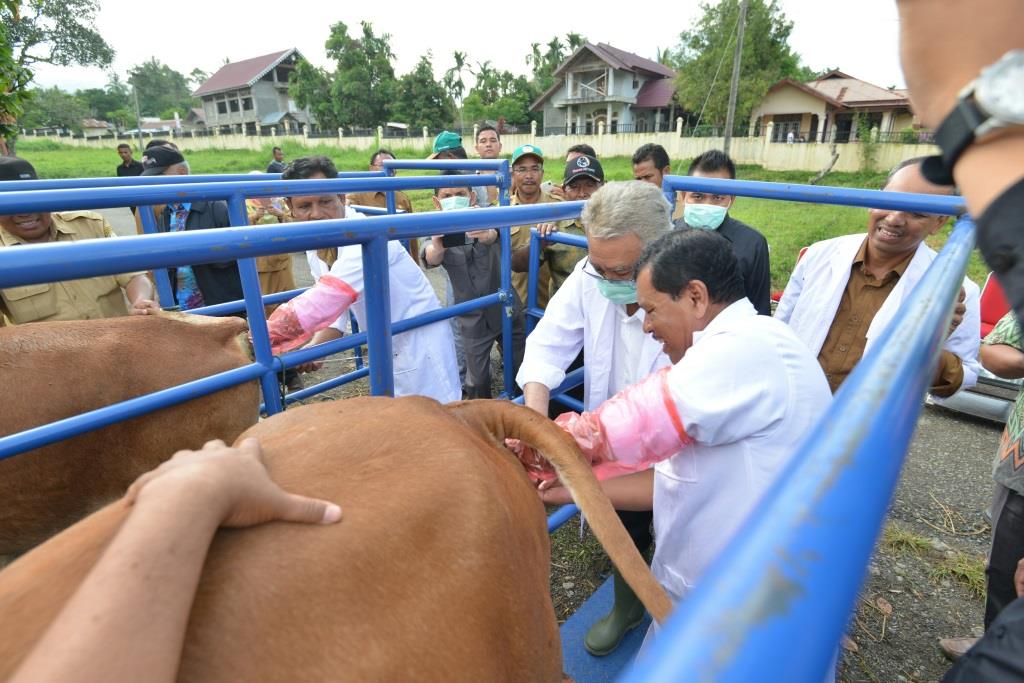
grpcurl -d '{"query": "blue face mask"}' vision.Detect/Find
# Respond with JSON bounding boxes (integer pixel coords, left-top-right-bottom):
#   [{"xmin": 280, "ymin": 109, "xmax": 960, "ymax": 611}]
[
  {"xmin": 684, "ymin": 203, "xmax": 728, "ymax": 230},
  {"xmin": 439, "ymin": 195, "xmax": 471, "ymax": 211},
  {"xmin": 596, "ymin": 278, "xmax": 638, "ymax": 305}
]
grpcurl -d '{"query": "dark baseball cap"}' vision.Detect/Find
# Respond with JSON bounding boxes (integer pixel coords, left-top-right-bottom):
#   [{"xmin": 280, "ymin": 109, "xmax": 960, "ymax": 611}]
[
  {"xmin": 0, "ymin": 156, "xmax": 38, "ymax": 181},
  {"xmin": 140, "ymin": 145, "xmax": 186, "ymax": 176},
  {"xmin": 563, "ymin": 154, "xmax": 604, "ymax": 186}
]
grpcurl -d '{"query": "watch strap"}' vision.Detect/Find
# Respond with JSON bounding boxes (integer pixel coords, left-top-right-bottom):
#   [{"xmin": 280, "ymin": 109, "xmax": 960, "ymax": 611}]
[{"xmin": 922, "ymin": 96, "xmax": 989, "ymax": 185}]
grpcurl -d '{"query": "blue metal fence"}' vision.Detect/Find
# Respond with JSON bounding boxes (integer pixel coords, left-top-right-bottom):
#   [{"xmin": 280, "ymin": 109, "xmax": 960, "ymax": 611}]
[
  {"xmin": 0, "ymin": 169, "xmax": 976, "ymax": 681},
  {"xmin": 0, "ymin": 167, "xmax": 582, "ymax": 460}
]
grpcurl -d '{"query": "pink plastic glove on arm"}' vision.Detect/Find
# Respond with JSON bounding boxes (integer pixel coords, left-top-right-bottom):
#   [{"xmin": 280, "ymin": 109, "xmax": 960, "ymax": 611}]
[
  {"xmin": 517, "ymin": 367, "xmax": 692, "ymax": 483},
  {"xmin": 265, "ymin": 275, "xmax": 358, "ymax": 354}
]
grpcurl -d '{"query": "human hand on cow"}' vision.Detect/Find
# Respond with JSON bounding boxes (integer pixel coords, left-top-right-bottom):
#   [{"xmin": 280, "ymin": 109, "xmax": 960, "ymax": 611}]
[
  {"xmin": 125, "ymin": 437, "xmax": 342, "ymax": 528},
  {"xmin": 130, "ymin": 299, "xmax": 160, "ymax": 315}
]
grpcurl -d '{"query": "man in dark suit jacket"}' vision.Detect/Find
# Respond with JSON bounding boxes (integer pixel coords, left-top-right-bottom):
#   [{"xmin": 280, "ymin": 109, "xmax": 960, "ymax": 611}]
[{"xmin": 141, "ymin": 146, "xmax": 243, "ymax": 309}]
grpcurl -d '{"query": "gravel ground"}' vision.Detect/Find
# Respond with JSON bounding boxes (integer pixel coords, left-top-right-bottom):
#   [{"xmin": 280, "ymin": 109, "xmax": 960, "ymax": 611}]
[{"xmin": 130, "ymin": 217, "xmax": 1002, "ymax": 681}]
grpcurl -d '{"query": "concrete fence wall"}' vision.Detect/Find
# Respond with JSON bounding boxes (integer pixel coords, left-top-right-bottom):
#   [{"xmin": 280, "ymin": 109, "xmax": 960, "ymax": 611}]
[{"xmin": 33, "ymin": 126, "xmax": 938, "ymax": 174}]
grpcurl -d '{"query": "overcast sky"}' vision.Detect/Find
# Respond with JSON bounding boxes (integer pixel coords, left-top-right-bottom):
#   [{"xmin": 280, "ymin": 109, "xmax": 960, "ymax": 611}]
[{"xmin": 30, "ymin": 0, "xmax": 905, "ymax": 93}]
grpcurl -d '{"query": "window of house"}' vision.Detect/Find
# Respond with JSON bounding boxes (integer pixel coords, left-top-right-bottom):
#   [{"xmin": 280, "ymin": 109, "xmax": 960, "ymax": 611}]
[
  {"xmin": 216, "ymin": 101, "xmax": 227, "ymax": 115},
  {"xmin": 632, "ymin": 78, "xmax": 639, "ymax": 89},
  {"xmin": 229, "ymin": 99, "xmax": 240, "ymax": 113},
  {"xmin": 242, "ymin": 97, "xmax": 253, "ymax": 111}
]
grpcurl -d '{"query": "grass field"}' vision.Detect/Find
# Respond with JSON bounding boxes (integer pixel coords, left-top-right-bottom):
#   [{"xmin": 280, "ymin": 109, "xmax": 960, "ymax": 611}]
[{"xmin": 13, "ymin": 138, "xmax": 989, "ymax": 288}]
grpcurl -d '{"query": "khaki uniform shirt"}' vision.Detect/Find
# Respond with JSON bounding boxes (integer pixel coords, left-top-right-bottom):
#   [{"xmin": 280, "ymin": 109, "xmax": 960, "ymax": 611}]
[
  {"xmin": 817, "ymin": 240, "xmax": 963, "ymax": 395},
  {"xmin": 346, "ymin": 191, "xmax": 413, "ymax": 214},
  {"xmin": 537, "ymin": 219, "xmax": 587, "ymax": 297},
  {"xmin": 0, "ymin": 211, "xmax": 144, "ymax": 326},
  {"xmin": 510, "ymin": 191, "xmax": 561, "ymax": 309}
]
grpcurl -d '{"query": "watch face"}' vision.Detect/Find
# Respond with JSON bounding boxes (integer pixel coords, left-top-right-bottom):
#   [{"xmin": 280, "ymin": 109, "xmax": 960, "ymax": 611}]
[{"xmin": 976, "ymin": 49, "xmax": 1024, "ymax": 124}]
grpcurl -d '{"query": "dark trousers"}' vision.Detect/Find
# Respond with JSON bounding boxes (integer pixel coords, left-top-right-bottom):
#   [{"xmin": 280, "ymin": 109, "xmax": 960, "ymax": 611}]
[
  {"xmin": 619, "ymin": 509, "xmax": 654, "ymax": 555},
  {"xmin": 986, "ymin": 488, "xmax": 1024, "ymax": 628}
]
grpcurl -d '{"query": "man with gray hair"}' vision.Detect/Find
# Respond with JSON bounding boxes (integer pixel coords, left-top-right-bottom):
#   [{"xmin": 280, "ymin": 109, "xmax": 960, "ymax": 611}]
[
  {"xmin": 146, "ymin": 146, "xmax": 242, "ymax": 309},
  {"xmin": 517, "ymin": 180, "xmax": 672, "ymax": 656}
]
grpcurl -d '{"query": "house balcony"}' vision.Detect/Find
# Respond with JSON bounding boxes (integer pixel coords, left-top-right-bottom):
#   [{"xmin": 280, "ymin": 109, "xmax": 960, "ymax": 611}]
[{"xmin": 556, "ymin": 94, "xmax": 636, "ymax": 107}]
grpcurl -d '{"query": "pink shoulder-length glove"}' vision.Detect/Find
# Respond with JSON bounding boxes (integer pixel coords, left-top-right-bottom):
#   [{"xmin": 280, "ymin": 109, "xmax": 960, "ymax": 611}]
[
  {"xmin": 519, "ymin": 367, "xmax": 692, "ymax": 483},
  {"xmin": 264, "ymin": 275, "xmax": 358, "ymax": 354}
]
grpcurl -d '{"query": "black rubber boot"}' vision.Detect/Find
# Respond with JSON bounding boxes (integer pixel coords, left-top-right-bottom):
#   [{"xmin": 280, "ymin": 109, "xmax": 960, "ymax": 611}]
[{"xmin": 584, "ymin": 568, "xmax": 646, "ymax": 656}]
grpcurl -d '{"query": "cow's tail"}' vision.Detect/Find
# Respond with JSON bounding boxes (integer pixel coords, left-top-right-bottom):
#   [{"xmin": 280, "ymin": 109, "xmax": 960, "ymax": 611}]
[{"xmin": 445, "ymin": 400, "xmax": 673, "ymax": 625}]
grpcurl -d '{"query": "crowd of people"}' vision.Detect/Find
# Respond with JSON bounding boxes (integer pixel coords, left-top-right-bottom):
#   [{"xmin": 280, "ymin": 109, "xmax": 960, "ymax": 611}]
[{"xmin": 2, "ymin": 4, "xmax": 1023, "ymax": 675}]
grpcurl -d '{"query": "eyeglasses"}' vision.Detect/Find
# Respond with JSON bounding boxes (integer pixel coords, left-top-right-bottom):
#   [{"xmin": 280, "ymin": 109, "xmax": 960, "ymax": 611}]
[
  {"xmin": 513, "ymin": 164, "xmax": 543, "ymax": 174},
  {"xmin": 581, "ymin": 257, "xmax": 636, "ymax": 283}
]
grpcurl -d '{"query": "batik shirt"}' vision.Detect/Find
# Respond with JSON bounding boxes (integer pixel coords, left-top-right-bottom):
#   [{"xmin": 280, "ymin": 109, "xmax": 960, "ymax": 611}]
[
  {"xmin": 169, "ymin": 203, "xmax": 205, "ymax": 310},
  {"xmin": 985, "ymin": 311, "xmax": 1024, "ymax": 495}
]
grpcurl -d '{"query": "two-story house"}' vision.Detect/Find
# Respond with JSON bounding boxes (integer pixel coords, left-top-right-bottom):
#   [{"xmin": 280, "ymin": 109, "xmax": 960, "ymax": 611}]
[
  {"xmin": 530, "ymin": 42, "xmax": 679, "ymax": 134},
  {"xmin": 193, "ymin": 48, "xmax": 314, "ymax": 135}
]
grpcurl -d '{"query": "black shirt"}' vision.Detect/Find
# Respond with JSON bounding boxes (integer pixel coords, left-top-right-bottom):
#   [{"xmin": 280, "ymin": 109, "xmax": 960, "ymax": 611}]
[
  {"xmin": 116, "ymin": 160, "xmax": 144, "ymax": 177},
  {"xmin": 266, "ymin": 160, "xmax": 286, "ymax": 173},
  {"xmin": 977, "ymin": 177, "xmax": 1024, "ymax": 325},
  {"xmin": 674, "ymin": 214, "xmax": 773, "ymax": 315}
]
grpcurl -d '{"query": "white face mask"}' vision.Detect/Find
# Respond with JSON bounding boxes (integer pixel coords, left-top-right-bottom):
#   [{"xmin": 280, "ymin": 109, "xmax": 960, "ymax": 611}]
[{"xmin": 439, "ymin": 195, "xmax": 471, "ymax": 211}]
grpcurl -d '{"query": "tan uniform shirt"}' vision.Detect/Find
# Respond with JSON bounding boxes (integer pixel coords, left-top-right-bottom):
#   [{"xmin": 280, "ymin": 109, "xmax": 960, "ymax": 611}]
[
  {"xmin": 346, "ymin": 191, "xmax": 413, "ymax": 214},
  {"xmin": 0, "ymin": 211, "xmax": 144, "ymax": 325},
  {"xmin": 537, "ymin": 219, "xmax": 587, "ymax": 298},
  {"xmin": 817, "ymin": 240, "xmax": 963, "ymax": 395},
  {"xmin": 510, "ymin": 191, "xmax": 561, "ymax": 309}
]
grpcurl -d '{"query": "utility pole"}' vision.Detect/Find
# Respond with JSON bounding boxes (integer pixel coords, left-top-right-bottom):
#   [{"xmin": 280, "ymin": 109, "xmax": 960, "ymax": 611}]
[
  {"xmin": 131, "ymin": 82, "xmax": 144, "ymax": 152},
  {"xmin": 723, "ymin": 0, "xmax": 749, "ymax": 155}
]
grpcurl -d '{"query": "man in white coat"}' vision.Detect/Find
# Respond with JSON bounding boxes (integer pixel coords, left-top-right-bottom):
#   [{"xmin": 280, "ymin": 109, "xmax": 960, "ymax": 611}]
[
  {"xmin": 517, "ymin": 180, "xmax": 673, "ymax": 656},
  {"xmin": 533, "ymin": 229, "xmax": 832, "ymax": 655},
  {"xmin": 776, "ymin": 158, "xmax": 980, "ymax": 397},
  {"xmin": 282, "ymin": 156, "xmax": 461, "ymax": 403}
]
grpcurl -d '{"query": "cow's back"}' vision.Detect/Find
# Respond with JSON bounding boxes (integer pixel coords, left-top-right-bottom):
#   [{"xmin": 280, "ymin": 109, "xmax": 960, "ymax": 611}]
[
  {"xmin": 0, "ymin": 397, "xmax": 562, "ymax": 682},
  {"xmin": 0, "ymin": 313, "xmax": 260, "ymax": 554}
]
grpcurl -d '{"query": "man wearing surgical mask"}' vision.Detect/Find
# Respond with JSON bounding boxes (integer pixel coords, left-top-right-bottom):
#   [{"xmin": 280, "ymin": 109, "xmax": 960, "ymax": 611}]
[
  {"xmin": 517, "ymin": 180, "xmax": 673, "ymax": 656},
  {"xmin": 423, "ymin": 173, "xmax": 525, "ymax": 398},
  {"xmin": 675, "ymin": 150, "xmax": 772, "ymax": 316}
]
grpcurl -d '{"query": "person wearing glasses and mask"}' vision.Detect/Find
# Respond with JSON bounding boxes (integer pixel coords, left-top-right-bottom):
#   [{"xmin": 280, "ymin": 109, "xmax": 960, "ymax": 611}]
[
  {"xmin": 516, "ymin": 180, "xmax": 672, "ymax": 657},
  {"xmin": 674, "ymin": 150, "xmax": 771, "ymax": 316}
]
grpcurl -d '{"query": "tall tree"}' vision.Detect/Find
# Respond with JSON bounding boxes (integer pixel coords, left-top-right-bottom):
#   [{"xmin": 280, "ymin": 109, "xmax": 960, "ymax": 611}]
[
  {"xmin": 2, "ymin": 0, "xmax": 114, "ymax": 147},
  {"xmin": 290, "ymin": 21, "xmax": 397, "ymax": 130},
  {"xmin": 668, "ymin": 0, "xmax": 814, "ymax": 128},
  {"xmin": 127, "ymin": 58, "xmax": 194, "ymax": 118},
  {"xmin": 19, "ymin": 86, "xmax": 89, "ymax": 131},
  {"xmin": 526, "ymin": 33, "xmax": 586, "ymax": 95},
  {"xmin": 188, "ymin": 68, "xmax": 210, "ymax": 89},
  {"xmin": 462, "ymin": 67, "xmax": 534, "ymax": 127},
  {"xmin": 443, "ymin": 51, "xmax": 470, "ymax": 104},
  {"xmin": 392, "ymin": 53, "xmax": 452, "ymax": 131}
]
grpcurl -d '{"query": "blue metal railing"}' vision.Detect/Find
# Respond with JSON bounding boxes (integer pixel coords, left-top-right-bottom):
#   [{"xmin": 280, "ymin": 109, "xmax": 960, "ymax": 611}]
[
  {"xmin": 0, "ymin": 169, "xmax": 975, "ymax": 681},
  {"xmin": 0, "ymin": 172, "xmax": 582, "ymax": 460}
]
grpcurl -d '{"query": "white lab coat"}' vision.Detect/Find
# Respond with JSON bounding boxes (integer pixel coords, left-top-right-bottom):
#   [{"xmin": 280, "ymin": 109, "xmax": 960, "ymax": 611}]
[
  {"xmin": 641, "ymin": 299, "xmax": 832, "ymax": 654},
  {"xmin": 775, "ymin": 233, "xmax": 981, "ymax": 394},
  {"xmin": 306, "ymin": 234, "xmax": 460, "ymax": 404},
  {"xmin": 516, "ymin": 258, "xmax": 670, "ymax": 408}
]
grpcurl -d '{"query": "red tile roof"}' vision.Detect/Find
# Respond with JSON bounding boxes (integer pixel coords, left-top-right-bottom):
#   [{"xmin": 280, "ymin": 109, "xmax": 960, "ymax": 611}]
[
  {"xmin": 192, "ymin": 49, "xmax": 297, "ymax": 97},
  {"xmin": 554, "ymin": 42, "xmax": 676, "ymax": 79},
  {"xmin": 634, "ymin": 78, "xmax": 677, "ymax": 108}
]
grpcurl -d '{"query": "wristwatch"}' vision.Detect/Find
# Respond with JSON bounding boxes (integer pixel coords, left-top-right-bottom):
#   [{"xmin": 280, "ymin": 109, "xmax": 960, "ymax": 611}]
[{"xmin": 922, "ymin": 49, "xmax": 1024, "ymax": 185}]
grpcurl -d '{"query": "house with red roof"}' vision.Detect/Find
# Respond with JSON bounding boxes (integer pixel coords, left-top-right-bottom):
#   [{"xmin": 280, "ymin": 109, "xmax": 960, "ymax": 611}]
[
  {"xmin": 529, "ymin": 42, "xmax": 679, "ymax": 135},
  {"xmin": 749, "ymin": 70, "xmax": 916, "ymax": 143},
  {"xmin": 192, "ymin": 48, "xmax": 314, "ymax": 134}
]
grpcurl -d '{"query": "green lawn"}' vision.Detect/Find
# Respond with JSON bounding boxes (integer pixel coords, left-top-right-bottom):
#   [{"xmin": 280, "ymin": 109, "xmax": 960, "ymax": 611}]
[{"xmin": 13, "ymin": 138, "xmax": 988, "ymax": 289}]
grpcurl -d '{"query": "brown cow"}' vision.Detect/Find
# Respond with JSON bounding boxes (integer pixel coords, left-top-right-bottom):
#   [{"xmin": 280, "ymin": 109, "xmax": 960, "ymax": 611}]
[
  {"xmin": 0, "ymin": 312, "xmax": 260, "ymax": 555},
  {"xmin": 0, "ymin": 397, "xmax": 671, "ymax": 682}
]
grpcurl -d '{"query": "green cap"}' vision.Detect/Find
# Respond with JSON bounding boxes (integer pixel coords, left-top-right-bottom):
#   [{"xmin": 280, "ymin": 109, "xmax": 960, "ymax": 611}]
[
  {"xmin": 511, "ymin": 144, "xmax": 544, "ymax": 166},
  {"xmin": 429, "ymin": 131, "xmax": 464, "ymax": 159}
]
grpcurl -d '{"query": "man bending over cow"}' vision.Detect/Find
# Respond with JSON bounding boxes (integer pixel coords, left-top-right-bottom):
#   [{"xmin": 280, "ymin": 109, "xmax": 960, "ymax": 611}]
[
  {"xmin": 534, "ymin": 229, "xmax": 832, "ymax": 651},
  {"xmin": 0, "ymin": 156, "xmax": 158, "ymax": 326},
  {"xmin": 264, "ymin": 156, "xmax": 461, "ymax": 402}
]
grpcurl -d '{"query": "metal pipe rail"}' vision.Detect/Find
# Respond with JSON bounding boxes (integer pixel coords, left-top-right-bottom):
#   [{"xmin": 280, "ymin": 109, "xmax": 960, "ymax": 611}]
[
  {"xmin": 0, "ymin": 171, "xmax": 384, "ymax": 193},
  {"xmin": 0, "ymin": 198, "xmax": 580, "ymax": 460}
]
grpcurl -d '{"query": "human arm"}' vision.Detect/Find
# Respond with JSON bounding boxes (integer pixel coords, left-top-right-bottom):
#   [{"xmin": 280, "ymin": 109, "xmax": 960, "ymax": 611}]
[
  {"xmin": 125, "ymin": 275, "xmax": 159, "ymax": 315},
  {"xmin": 523, "ymin": 382, "xmax": 552, "ymax": 416},
  {"xmin": 1015, "ymin": 556, "xmax": 1024, "ymax": 598},
  {"xmin": 933, "ymin": 279, "xmax": 981, "ymax": 397},
  {"xmin": 773, "ymin": 246, "xmax": 810, "ymax": 323},
  {"xmin": 538, "ymin": 469, "xmax": 654, "ymax": 511},
  {"xmin": 423, "ymin": 235, "xmax": 446, "ymax": 267},
  {"xmin": 9, "ymin": 438, "xmax": 340, "ymax": 683},
  {"xmin": 515, "ymin": 268, "xmax": 586, "ymax": 394},
  {"xmin": 979, "ymin": 311, "xmax": 1024, "ymax": 379},
  {"xmin": 264, "ymin": 275, "xmax": 358, "ymax": 355},
  {"xmin": 511, "ymin": 225, "xmax": 556, "ymax": 272},
  {"xmin": 896, "ymin": 0, "xmax": 1024, "ymax": 217}
]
